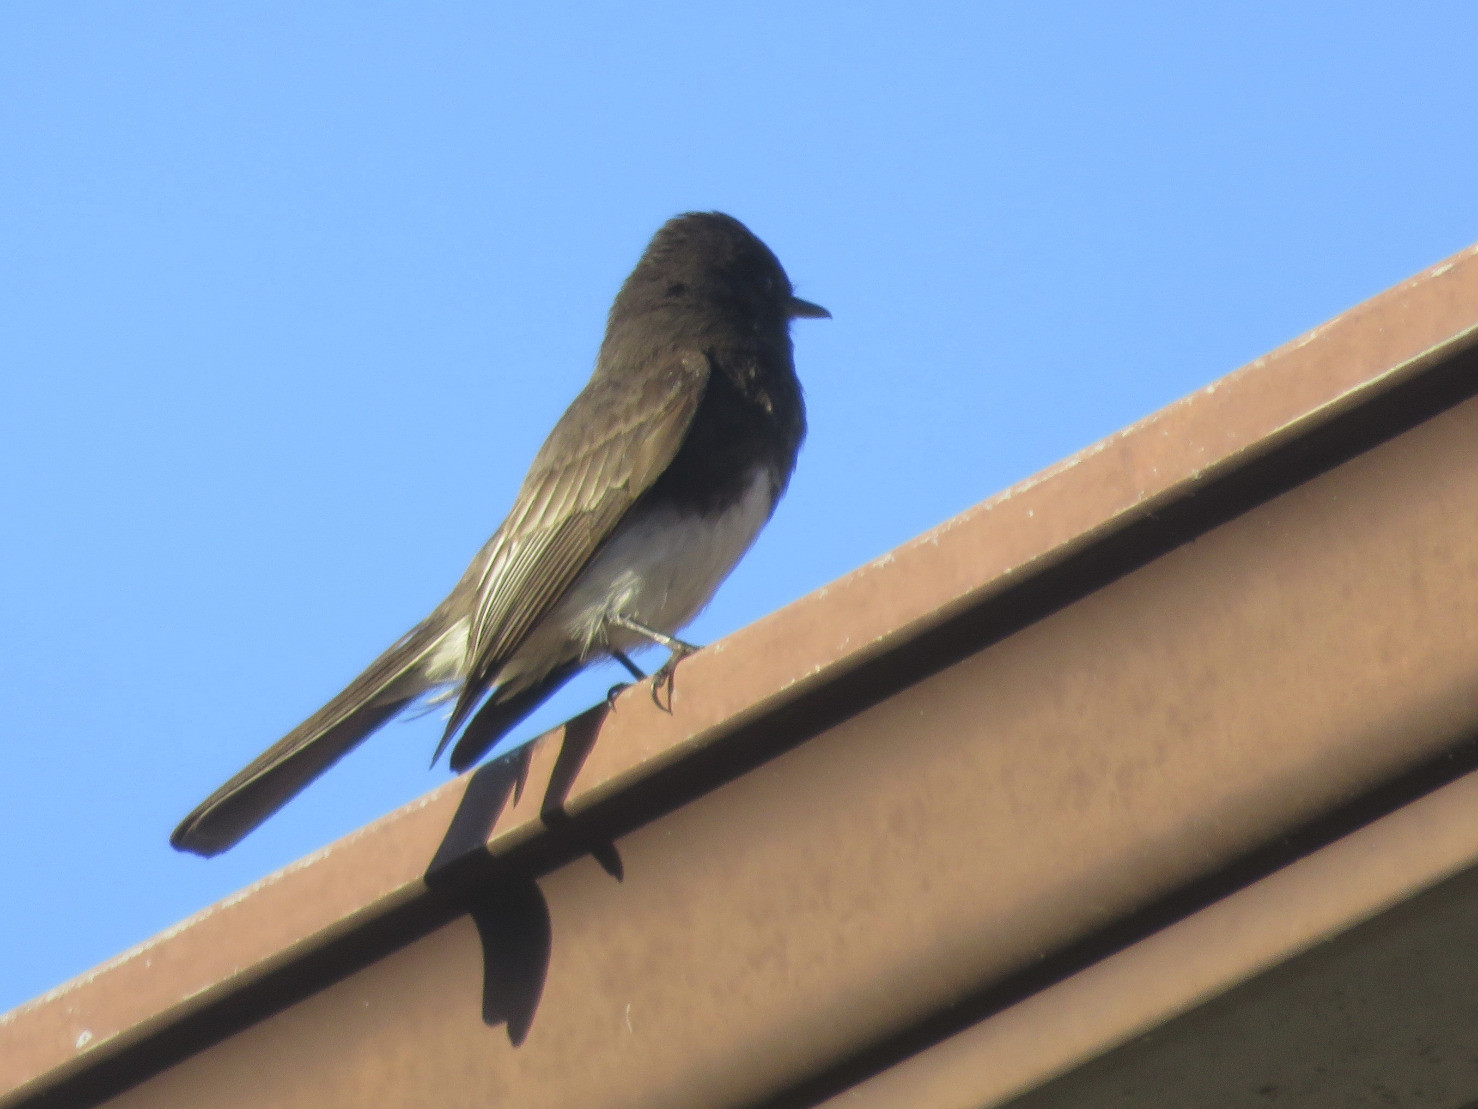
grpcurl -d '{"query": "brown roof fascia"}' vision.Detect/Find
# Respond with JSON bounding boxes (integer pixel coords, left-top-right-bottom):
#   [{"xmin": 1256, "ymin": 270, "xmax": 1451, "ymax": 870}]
[
  {"xmin": 5, "ymin": 244, "xmax": 1478, "ymax": 1107},
  {"xmin": 821, "ymin": 754, "xmax": 1478, "ymax": 1108}
]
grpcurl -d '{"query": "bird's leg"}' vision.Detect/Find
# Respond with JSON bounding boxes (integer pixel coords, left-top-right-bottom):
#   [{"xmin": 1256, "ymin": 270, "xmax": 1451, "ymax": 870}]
[
  {"xmin": 606, "ymin": 650, "xmax": 647, "ymax": 708},
  {"xmin": 606, "ymin": 613, "xmax": 700, "ymax": 656},
  {"xmin": 605, "ymin": 614, "xmax": 701, "ymax": 711},
  {"xmin": 612, "ymin": 650, "xmax": 647, "ymax": 680}
]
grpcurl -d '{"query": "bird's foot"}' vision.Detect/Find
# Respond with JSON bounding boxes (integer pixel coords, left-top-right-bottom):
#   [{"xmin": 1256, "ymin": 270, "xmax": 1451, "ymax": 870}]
[
  {"xmin": 649, "ymin": 639, "xmax": 699, "ymax": 712},
  {"xmin": 605, "ymin": 649, "xmax": 647, "ymax": 710},
  {"xmin": 603, "ymin": 615, "xmax": 701, "ymax": 713}
]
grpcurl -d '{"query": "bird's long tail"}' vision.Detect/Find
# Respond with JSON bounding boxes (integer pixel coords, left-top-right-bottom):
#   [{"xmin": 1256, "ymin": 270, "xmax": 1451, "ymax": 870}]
[{"xmin": 170, "ymin": 615, "xmax": 458, "ymax": 857}]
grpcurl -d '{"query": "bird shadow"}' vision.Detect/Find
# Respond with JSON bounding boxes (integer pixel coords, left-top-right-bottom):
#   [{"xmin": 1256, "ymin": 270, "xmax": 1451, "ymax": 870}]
[
  {"xmin": 539, "ymin": 704, "xmax": 625, "ymax": 881},
  {"xmin": 423, "ymin": 702, "xmax": 623, "ymax": 1046}
]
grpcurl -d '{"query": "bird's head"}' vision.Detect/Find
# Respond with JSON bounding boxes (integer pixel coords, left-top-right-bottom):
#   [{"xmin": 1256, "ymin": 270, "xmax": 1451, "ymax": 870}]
[{"xmin": 616, "ymin": 211, "xmax": 829, "ymax": 334}]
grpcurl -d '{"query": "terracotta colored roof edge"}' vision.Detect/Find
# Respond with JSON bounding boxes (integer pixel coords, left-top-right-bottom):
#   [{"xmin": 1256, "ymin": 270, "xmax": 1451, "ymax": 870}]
[{"xmin": 4, "ymin": 242, "xmax": 1478, "ymax": 1105}]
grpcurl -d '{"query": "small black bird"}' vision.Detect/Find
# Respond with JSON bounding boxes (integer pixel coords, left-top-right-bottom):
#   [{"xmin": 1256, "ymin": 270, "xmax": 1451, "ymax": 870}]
[{"xmin": 171, "ymin": 212, "xmax": 827, "ymax": 856}]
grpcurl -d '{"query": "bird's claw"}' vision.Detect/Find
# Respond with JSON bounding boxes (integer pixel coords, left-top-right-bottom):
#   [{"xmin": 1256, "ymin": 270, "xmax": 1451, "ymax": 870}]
[
  {"xmin": 606, "ymin": 682, "xmax": 631, "ymax": 710},
  {"xmin": 649, "ymin": 642, "xmax": 698, "ymax": 712}
]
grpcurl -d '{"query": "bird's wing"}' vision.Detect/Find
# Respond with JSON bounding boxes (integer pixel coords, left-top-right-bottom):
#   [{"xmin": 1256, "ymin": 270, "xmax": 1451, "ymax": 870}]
[{"xmin": 436, "ymin": 350, "xmax": 710, "ymax": 753}]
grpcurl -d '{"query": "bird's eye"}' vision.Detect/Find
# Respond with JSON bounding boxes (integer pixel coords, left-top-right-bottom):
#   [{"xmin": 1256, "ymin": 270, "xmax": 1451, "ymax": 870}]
[{"xmin": 666, "ymin": 283, "xmax": 687, "ymax": 298}]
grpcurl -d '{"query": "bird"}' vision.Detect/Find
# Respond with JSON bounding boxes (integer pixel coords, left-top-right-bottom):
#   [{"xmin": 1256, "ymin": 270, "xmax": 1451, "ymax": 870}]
[{"xmin": 170, "ymin": 211, "xmax": 828, "ymax": 856}]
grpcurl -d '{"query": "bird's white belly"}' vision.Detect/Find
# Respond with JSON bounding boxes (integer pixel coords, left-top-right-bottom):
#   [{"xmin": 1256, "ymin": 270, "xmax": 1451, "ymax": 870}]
[{"xmin": 549, "ymin": 470, "xmax": 775, "ymax": 657}]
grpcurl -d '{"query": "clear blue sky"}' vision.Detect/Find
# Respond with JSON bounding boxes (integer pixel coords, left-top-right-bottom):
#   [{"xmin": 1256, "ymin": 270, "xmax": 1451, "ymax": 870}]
[{"xmin": 4, "ymin": 3, "xmax": 1476, "ymax": 1015}]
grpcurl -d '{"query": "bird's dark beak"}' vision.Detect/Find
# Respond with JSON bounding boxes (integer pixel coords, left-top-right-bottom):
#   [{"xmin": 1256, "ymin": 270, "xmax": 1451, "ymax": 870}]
[{"xmin": 788, "ymin": 296, "xmax": 831, "ymax": 319}]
